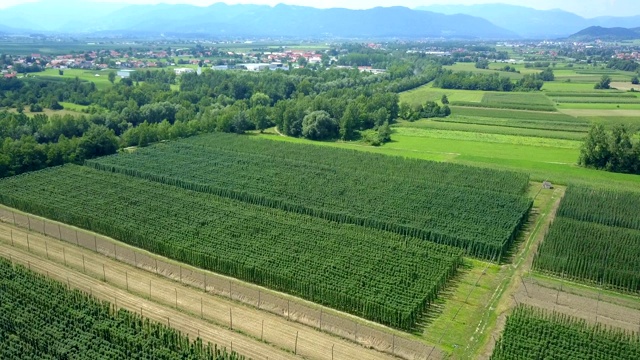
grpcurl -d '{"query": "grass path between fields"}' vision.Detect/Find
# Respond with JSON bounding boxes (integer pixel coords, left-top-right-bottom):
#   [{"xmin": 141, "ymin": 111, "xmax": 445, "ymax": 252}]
[{"xmin": 470, "ymin": 185, "xmax": 564, "ymax": 359}]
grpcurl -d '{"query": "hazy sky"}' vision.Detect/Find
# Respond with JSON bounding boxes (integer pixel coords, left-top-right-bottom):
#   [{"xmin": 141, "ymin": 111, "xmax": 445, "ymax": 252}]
[{"xmin": 1, "ymin": 0, "xmax": 638, "ymax": 18}]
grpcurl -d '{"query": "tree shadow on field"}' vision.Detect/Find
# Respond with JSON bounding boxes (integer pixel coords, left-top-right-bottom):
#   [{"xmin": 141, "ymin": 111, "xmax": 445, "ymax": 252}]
[{"xmin": 409, "ymin": 260, "xmax": 474, "ymax": 335}]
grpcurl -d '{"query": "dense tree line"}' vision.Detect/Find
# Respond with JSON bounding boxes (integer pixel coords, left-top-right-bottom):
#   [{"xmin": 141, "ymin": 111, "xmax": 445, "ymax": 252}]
[
  {"xmin": 0, "ymin": 59, "xmax": 443, "ymax": 177},
  {"xmin": 594, "ymin": 75, "xmax": 612, "ymax": 89},
  {"xmin": 0, "ymin": 111, "xmax": 119, "ymax": 177},
  {"xmin": 434, "ymin": 71, "xmax": 513, "ymax": 91},
  {"xmin": 579, "ymin": 124, "xmax": 640, "ymax": 174},
  {"xmin": 337, "ymin": 52, "xmax": 392, "ymax": 68},
  {"xmin": 0, "ymin": 76, "xmax": 95, "ymax": 108},
  {"xmin": 398, "ymin": 100, "xmax": 451, "ymax": 121},
  {"xmin": 433, "ymin": 70, "xmax": 549, "ymax": 92},
  {"xmin": 130, "ymin": 68, "xmax": 177, "ymax": 84},
  {"xmin": 524, "ymin": 61, "xmax": 552, "ymax": 68},
  {"xmin": 607, "ymin": 58, "xmax": 639, "ymax": 72}
]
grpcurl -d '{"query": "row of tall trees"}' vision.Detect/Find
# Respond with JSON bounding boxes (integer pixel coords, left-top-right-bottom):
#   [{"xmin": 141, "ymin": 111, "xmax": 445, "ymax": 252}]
[
  {"xmin": 579, "ymin": 124, "xmax": 640, "ymax": 174},
  {"xmin": 0, "ymin": 57, "xmax": 444, "ymax": 177},
  {"xmin": 433, "ymin": 68, "xmax": 553, "ymax": 92}
]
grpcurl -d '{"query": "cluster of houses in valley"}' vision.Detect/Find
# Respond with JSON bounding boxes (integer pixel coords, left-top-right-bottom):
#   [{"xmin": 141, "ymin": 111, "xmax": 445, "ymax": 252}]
[
  {"xmin": 614, "ymin": 51, "xmax": 640, "ymax": 61},
  {"xmin": 0, "ymin": 46, "xmax": 345, "ymax": 78}
]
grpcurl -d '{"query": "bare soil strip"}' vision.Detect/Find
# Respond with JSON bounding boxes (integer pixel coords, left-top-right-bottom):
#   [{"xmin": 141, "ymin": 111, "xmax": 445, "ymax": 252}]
[
  {"xmin": 611, "ymin": 82, "xmax": 639, "ymax": 91},
  {"xmin": 0, "ymin": 222, "xmax": 404, "ymax": 360},
  {"xmin": 514, "ymin": 278, "xmax": 640, "ymax": 333}
]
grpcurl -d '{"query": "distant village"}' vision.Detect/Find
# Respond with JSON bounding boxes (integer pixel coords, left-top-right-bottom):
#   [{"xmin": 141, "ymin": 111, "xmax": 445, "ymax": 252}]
[
  {"xmin": 0, "ymin": 44, "xmax": 390, "ymax": 79},
  {"xmin": 2, "ymin": 39, "xmax": 638, "ymax": 80}
]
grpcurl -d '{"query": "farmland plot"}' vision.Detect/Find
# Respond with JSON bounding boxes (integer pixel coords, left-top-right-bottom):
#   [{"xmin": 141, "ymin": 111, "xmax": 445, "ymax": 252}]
[
  {"xmin": 0, "ymin": 165, "xmax": 463, "ymax": 330},
  {"xmin": 533, "ymin": 186, "xmax": 640, "ymax": 293},
  {"xmin": 87, "ymin": 133, "xmax": 533, "ymax": 260},
  {"xmin": 0, "ymin": 258, "xmax": 246, "ymax": 360},
  {"xmin": 491, "ymin": 306, "xmax": 640, "ymax": 360}
]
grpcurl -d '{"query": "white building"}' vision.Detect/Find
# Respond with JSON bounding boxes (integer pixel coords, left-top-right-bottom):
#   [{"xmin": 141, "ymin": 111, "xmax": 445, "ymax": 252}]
[
  {"xmin": 117, "ymin": 69, "xmax": 135, "ymax": 78},
  {"xmin": 174, "ymin": 68, "xmax": 195, "ymax": 75},
  {"xmin": 237, "ymin": 63, "xmax": 289, "ymax": 71},
  {"xmin": 238, "ymin": 63, "xmax": 270, "ymax": 72}
]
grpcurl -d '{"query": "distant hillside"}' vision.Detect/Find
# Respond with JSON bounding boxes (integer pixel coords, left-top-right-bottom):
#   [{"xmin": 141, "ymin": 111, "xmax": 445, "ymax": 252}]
[
  {"xmin": 418, "ymin": 4, "xmax": 640, "ymax": 38},
  {"xmin": 0, "ymin": 23, "xmax": 26, "ymax": 34},
  {"xmin": 0, "ymin": 0, "xmax": 127, "ymax": 32},
  {"xmin": 568, "ymin": 26, "xmax": 640, "ymax": 41},
  {"xmin": 0, "ymin": 2, "xmax": 516, "ymax": 39}
]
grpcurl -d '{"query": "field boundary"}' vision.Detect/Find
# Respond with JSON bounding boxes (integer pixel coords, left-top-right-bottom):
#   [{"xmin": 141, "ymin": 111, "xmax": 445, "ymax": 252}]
[
  {"xmin": 514, "ymin": 275, "xmax": 640, "ymax": 333},
  {"xmin": 0, "ymin": 205, "xmax": 443, "ymax": 360},
  {"xmin": 471, "ymin": 186, "xmax": 564, "ymax": 359}
]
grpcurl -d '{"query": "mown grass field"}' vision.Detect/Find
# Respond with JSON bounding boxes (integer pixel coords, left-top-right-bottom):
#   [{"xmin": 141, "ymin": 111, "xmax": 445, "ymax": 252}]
[
  {"xmin": 552, "ymin": 68, "xmax": 636, "ymax": 82},
  {"xmin": 396, "ymin": 119, "xmax": 587, "ymax": 141},
  {"xmin": 259, "ymin": 127, "xmax": 640, "ymax": 192},
  {"xmin": 443, "ymin": 63, "xmax": 525, "ymax": 80},
  {"xmin": 557, "ymin": 102, "xmax": 640, "ymax": 110},
  {"xmin": 399, "ymin": 83, "xmax": 485, "ymax": 105},
  {"xmin": 29, "ymin": 68, "xmax": 115, "ymax": 90},
  {"xmin": 265, "ymin": 66, "xmax": 640, "ymax": 192},
  {"xmin": 542, "ymin": 81, "xmax": 602, "ymax": 92}
]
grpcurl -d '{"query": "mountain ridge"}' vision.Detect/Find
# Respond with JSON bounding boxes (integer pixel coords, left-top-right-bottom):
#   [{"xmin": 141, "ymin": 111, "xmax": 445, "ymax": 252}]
[
  {"xmin": 0, "ymin": 2, "xmax": 517, "ymax": 39},
  {"xmin": 568, "ymin": 26, "xmax": 640, "ymax": 41},
  {"xmin": 417, "ymin": 4, "xmax": 640, "ymax": 38}
]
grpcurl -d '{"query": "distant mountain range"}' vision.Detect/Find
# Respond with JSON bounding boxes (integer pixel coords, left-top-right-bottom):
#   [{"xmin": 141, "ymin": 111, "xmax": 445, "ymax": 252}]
[
  {"xmin": 0, "ymin": 1, "xmax": 514, "ymax": 39},
  {"xmin": 568, "ymin": 26, "xmax": 640, "ymax": 41},
  {"xmin": 417, "ymin": 4, "xmax": 640, "ymax": 38},
  {"xmin": 1, "ymin": 1, "xmax": 640, "ymax": 40},
  {"xmin": 0, "ymin": 0, "xmax": 127, "ymax": 33}
]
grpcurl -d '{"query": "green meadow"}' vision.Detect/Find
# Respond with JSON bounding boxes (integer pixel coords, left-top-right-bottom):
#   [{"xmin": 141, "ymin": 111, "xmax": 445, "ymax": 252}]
[
  {"xmin": 258, "ymin": 125, "xmax": 640, "ymax": 192},
  {"xmin": 262, "ymin": 65, "xmax": 640, "ymax": 193},
  {"xmin": 29, "ymin": 68, "xmax": 115, "ymax": 90},
  {"xmin": 443, "ymin": 62, "xmax": 525, "ymax": 79},
  {"xmin": 399, "ymin": 83, "xmax": 485, "ymax": 105}
]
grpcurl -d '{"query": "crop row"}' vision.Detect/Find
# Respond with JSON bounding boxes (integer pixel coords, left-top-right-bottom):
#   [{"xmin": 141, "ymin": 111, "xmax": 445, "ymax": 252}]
[
  {"xmin": 410, "ymin": 119, "xmax": 585, "ymax": 141},
  {"xmin": 533, "ymin": 218, "xmax": 640, "ymax": 292},
  {"xmin": 557, "ymin": 186, "xmax": 640, "ymax": 231},
  {"xmin": 0, "ymin": 259, "xmax": 244, "ymax": 360},
  {"xmin": 450, "ymin": 106, "xmax": 584, "ymax": 123},
  {"xmin": 451, "ymin": 101, "xmax": 557, "ymax": 112},
  {"xmin": 0, "ymin": 165, "xmax": 463, "ymax": 330},
  {"xmin": 87, "ymin": 134, "xmax": 532, "ymax": 260},
  {"xmin": 184, "ymin": 133, "xmax": 531, "ymax": 195},
  {"xmin": 545, "ymin": 92, "xmax": 637, "ymax": 98},
  {"xmin": 554, "ymin": 97, "xmax": 640, "ymax": 104},
  {"xmin": 533, "ymin": 185, "xmax": 640, "ymax": 293},
  {"xmin": 491, "ymin": 305, "xmax": 640, "ymax": 359},
  {"xmin": 482, "ymin": 93, "xmax": 555, "ymax": 107},
  {"xmin": 437, "ymin": 116, "xmax": 590, "ymax": 133}
]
